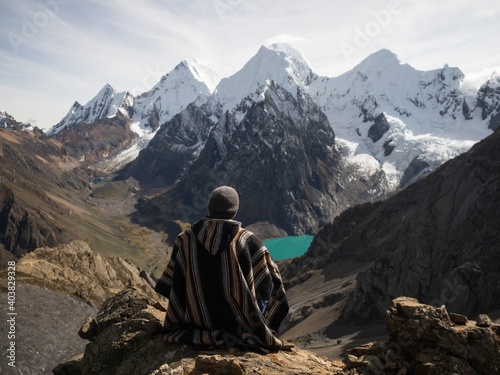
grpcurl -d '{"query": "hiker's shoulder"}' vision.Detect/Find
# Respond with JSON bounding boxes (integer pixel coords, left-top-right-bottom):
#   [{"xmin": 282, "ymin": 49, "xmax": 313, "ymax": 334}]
[{"xmin": 238, "ymin": 228, "xmax": 266, "ymax": 249}]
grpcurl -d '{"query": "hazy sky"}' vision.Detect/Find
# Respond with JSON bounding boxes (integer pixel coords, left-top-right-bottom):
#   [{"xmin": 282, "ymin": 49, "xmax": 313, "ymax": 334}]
[{"xmin": 1, "ymin": 0, "xmax": 499, "ymax": 129}]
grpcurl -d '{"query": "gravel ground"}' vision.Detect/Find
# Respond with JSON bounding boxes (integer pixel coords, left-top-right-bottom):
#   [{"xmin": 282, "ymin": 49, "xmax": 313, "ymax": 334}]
[{"xmin": 0, "ymin": 283, "xmax": 96, "ymax": 374}]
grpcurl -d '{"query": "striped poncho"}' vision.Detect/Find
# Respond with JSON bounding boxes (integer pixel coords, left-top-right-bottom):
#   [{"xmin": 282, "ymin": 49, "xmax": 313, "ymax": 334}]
[{"xmin": 154, "ymin": 218, "xmax": 289, "ymax": 351}]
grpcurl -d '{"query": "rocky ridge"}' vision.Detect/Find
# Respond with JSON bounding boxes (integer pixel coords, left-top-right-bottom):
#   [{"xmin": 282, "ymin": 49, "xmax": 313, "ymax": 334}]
[
  {"xmin": 53, "ymin": 289, "xmax": 500, "ymax": 375},
  {"xmin": 285, "ymin": 128, "xmax": 500, "ymax": 324},
  {"xmin": 0, "ymin": 125, "xmax": 168, "ymax": 264},
  {"xmin": 0, "ymin": 110, "xmax": 40, "ymax": 132},
  {"xmin": 53, "ymin": 287, "xmax": 345, "ymax": 375}
]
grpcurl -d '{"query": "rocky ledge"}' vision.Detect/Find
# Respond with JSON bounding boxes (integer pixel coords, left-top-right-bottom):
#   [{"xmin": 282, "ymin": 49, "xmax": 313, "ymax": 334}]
[
  {"xmin": 54, "ymin": 290, "xmax": 500, "ymax": 375},
  {"xmin": 53, "ymin": 287, "xmax": 343, "ymax": 375},
  {"xmin": 344, "ymin": 296, "xmax": 500, "ymax": 375}
]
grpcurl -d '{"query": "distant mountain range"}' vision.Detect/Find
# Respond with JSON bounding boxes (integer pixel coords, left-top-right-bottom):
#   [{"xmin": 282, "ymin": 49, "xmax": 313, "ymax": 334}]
[
  {"xmin": 45, "ymin": 44, "xmax": 498, "ymax": 187},
  {"xmin": 2, "ymin": 44, "xmax": 499, "ymax": 234}
]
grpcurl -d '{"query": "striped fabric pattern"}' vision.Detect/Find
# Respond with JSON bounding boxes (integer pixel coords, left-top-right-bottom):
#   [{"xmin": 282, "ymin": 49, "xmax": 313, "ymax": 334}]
[{"xmin": 155, "ymin": 218, "xmax": 289, "ymax": 351}]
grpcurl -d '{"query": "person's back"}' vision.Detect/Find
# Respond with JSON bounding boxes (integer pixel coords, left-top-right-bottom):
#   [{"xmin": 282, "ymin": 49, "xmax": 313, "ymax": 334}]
[{"xmin": 155, "ymin": 186, "xmax": 289, "ymax": 352}]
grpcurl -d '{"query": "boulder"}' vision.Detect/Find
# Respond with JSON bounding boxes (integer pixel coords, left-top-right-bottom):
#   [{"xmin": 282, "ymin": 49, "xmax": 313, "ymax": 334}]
[{"xmin": 345, "ymin": 297, "xmax": 500, "ymax": 375}]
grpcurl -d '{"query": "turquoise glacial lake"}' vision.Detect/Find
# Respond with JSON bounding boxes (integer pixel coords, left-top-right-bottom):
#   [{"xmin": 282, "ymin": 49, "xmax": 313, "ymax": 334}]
[{"xmin": 264, "ymin": 235, "xmax": 313, "ymax": 261}]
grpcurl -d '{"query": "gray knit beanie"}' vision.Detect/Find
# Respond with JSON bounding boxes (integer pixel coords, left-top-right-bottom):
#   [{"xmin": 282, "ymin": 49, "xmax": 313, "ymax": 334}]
[{"xmin": 207, "ymin": 186, "xmax": 239, "ymax": 219}]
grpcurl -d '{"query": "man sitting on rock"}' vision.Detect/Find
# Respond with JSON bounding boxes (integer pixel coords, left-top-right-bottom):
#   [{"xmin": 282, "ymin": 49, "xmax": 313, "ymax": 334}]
[{"xmin": 155, "ymin": 186, "xmax": 289, "ymax": 353}]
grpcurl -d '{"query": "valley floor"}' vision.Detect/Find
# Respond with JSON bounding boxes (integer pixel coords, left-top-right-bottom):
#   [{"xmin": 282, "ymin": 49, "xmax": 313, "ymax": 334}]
[{"xmin": 280, "ymin": 258, "xmax": 386, "ymax": 359}]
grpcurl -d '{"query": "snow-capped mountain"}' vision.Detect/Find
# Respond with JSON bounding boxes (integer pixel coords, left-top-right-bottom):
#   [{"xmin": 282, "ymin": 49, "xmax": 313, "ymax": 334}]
[
  {"xmin": 47, "ymin": 59, "xmax": 220, "ymax": 168},
  {"xmin": 49, "ymin": 43, "xmax": 497, "ymax": 193},
  {"xmin": 131, "ymin": 58, "xmax": 220, "ymax": 132},
  {"xmin": 0, "ymin": 111, "xmax": 36, "ymax": 132},
  {"xmin": 208, "ymin": 44, "xmax": 314, "ymax": 115},
  {"xmin": 202, "ymin": 44, "xmax": 494, "ymax": 191},
  {"xmin": 476, "ymin": 72, "xmax": 500, "ymax": 131},
  {"xmin": 131, "ymin": 82, "xmax": 377, "ymax": 234},
  {"xmin": 48, "ymin": 84, "xmax": 134, "ymax": 136},
  {"xmin": 307, "ymin": 48, "xmax": 492, "ymax": 189}
]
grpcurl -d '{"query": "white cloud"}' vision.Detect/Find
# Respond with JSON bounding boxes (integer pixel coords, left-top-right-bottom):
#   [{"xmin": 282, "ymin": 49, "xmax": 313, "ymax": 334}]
[
  {"xmin": 264, "ymin": 34, "xmax": 307, "ymax": 46},
  {"xmin": 462, "ymin": 67, "xmax": 500, "ymax": 93}
]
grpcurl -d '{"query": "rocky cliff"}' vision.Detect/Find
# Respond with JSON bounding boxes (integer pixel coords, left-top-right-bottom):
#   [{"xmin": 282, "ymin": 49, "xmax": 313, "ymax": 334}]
[
  {"xmin": 288, "ymin": 128, "xmax": 500, "ymax": 323},
  {"xmin": 343, "ymin": 297, "xmax": 500, "ymax": 375},
  {"xmin": 51, "ymin": 115, "xmax": 137, "ymax": 166},
  {"xmin": 115, "ymin": 103, "xmax": 213, "ymax": 187},
  {"xmin": 476, "ymin": 73, "xmax": 500, "ymax": 131},
  {"xmin": 53, "ymin": 289, "xmax": 500, "ymax": 375}
]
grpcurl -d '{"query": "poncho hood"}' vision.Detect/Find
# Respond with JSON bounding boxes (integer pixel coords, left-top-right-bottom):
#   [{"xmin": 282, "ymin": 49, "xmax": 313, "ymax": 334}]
[{"xmin": 191, "ymin": 218, "xmax": 242, "ymax": 255}]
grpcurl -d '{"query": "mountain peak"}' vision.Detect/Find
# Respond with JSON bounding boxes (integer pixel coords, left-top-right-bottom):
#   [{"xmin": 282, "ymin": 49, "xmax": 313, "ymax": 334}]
[
  {"xmin": 262, "ymin": 43, "xmax": 311, "ymax": 67},
  {"xmin": 353, "ymin": 49, "xmax": 402, "ymax": 73},
  {"xmin": 47, "ymin": 84, "xmax": 132, "ymax": 135},
  {"xmin": 0, "ymin": 110, "xmax": 14, "ymax": 126},
  {"xmin": 175, "ymin": 58, "xmax": 220, "ymax": 93},
  {"xmin": 212, "ymin": 43, "xmax": 314, "ymax": 112},
  {"xmin": 483, "ymin": 71, "xmax": 500, "ymax": 87},
  {"xmin": 99, "ymin": 83, "xmax": 115, "ymax": 94}
]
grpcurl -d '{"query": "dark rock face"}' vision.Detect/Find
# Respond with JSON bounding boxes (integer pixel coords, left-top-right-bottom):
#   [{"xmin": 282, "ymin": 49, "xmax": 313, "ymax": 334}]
[
  {"xmin": 291, "ymin": 129, "xmax": 500, "ymax": 323},
  {"xmin": 477, "ymin": 75, "xmax": 500, "ymax": 118},
  {"xmin": 382, "ymin": 139, "xmax": 395, "ymax": 156},
  {"xmin": 0, "ymin": 187, "xmax": 57, "ymax": 257},
  {"xmin": 116, "ymin": 104, "xmax": 213, "ymax": 187},
  {"xmin": 367, "ymin": 113, "xmax": 390, "ymax": 143},
  {"xmin": 490, "ymin": 110, "xmax": 500, "ymax": 131},
  {"xmin": 462, "ymin": 98, "xmax": 473, "ymax": 120},
  {"xmin": 131, "ymin": 83, "xmax": 363, "ymax": 235},
  {"xmin": 476, "ymin": 74, "xmax": 500, "ymax": 130}
]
